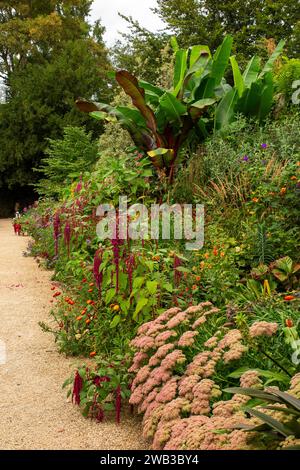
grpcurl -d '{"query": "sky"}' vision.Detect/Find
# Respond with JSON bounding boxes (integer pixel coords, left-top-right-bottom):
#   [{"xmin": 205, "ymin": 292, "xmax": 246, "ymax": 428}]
[{"xmin": 89, "ymin": 0, "xmax": 165, "ymax": 45}]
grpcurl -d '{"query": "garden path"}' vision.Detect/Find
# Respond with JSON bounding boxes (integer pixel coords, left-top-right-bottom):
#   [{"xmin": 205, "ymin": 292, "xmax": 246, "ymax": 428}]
[{"xmin": 0, "ymin": 219, "xmax": 145, "ymax": 450}]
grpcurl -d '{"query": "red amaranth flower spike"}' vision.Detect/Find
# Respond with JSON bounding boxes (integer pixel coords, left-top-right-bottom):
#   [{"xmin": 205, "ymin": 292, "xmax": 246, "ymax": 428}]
[
  {"xmin": 64, "ymin": 221, "xmax": 71, "ymax": 257},
  {"xmin": 93, "ymin": 248, "xmax": 104, "ymax": 298},
  {"xmin": 53, "ymin": 212, "xmax": 61, "ymax": 257},
  {"xmin": 72, "ymin": 371, "xmax": 83, "ymax": 406},
  {"xmin": 115, "ymin": 385, "xmax": 121, "ymax": 424}
]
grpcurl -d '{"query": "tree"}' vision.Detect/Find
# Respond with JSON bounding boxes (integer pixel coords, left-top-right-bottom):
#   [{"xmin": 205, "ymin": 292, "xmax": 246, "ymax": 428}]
[
  {"xmin": 112, "ymin": 14, "xmax": 170, "ymax": 84},
  {"xmin": 0, "ymin": 1, "xmax": 110, "ymax": 192},
  {"xmin": 35, "ymin": 126, "xmax": 99, "ymax": 197},
  {"xmin": 153, "ymin": 0, "xmax": 299, "ymax": 60}
]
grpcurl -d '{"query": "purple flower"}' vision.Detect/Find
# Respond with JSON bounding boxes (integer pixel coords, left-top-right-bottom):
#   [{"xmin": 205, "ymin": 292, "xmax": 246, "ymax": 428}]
[
  {"xmin": 242, "ymin": 155, "xmax": 249, "ymax": 162},
  {"xmin": 261, "ymin": 143, "xmax": 268, "ymax": 149},
  {"xmin": 86, "ymin": 239, "xmax": 91, "ymax": 245}
]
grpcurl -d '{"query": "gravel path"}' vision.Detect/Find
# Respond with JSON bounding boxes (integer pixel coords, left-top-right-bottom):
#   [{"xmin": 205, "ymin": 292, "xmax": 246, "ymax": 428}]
[{"xmin": 0, "ymin": 219, "xmax": 146, "ymax": 450}]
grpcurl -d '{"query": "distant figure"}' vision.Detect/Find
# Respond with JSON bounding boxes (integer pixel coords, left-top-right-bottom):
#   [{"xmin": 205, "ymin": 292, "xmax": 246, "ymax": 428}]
[
  {"xmin": 13, "ymin": 211, "xmax": 22, "ymax": 235},
  {"xmin": 14, "ymin": 202, "xmax": 20, "ymax": 213}
]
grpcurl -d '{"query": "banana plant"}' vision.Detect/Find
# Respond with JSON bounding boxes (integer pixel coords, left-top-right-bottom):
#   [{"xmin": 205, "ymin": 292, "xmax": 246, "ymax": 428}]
[
  {"xmin": 76, "ymin": 36, "xmax": 284, "ymax": 182},
  {"xmin": 76, "ymin": 35, "xmax": 233, "ymax": 182},
  {"xmin": 215, "ymin": 40, "xmax": 285, "ymax": 130}
]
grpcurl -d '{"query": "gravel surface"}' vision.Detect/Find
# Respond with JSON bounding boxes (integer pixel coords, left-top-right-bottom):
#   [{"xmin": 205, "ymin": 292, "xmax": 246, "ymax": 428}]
[{"xmin": 0, "ymin": 219, "xmax": 146, "ymax": 450}]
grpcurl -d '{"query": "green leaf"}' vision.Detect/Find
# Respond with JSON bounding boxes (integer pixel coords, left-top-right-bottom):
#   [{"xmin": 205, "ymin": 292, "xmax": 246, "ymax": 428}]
[
  {"xmin": 189, "ymin": 98, "xmax": 217, "ymax": 120},
  {"xmin": 243, "ymin": 56, "xmax": 261, "ymax": 88},
  {"xmin": 147, "ymin": 148, "xmax": 174, "ymax": 168},
  {"xmin": 110, "ymin": 315, "xmax": 121, "ymax": 328},
  {"xmin": 116, "ymin": 106, "xmax": 147, "ymax": 128},
  {"xmin": 146, "ymin": 280, "xmax": 158, "ymax": 295},
  {"xmin": 214, "ymin": 88, "xmax": 239, "ymax": 131},
  {"xmin": 259, "ymin": 40, "xmax": 285, "ymax": 78},
  {"xmin": 189, "ymin": 45, "xmax": 211, "ymax": 68},
  {"xmin": 210, "ymin": 35, "xmax": 233, "ymax": 85},
  {"xmin": 230, "ymin": 56, "xmax": 244, "ymax": 97},
  {"xmin": 159, "ymin": 92, "xmax": 187, "ymax": 125},
  {"xmin": 173, "ymin": 49, "xmax": 188, "ymax": 96},
  {"xmin": 133, "ymin": 298, "xmax": 149, "ymax": 320},
  {"xmin": 275, "ymin": 256, "xmax": 293, "ymax": 274},
  {"xmin": 105, "ymin": 288, "xmax": 116, "ymax": 304},
  {"xmin": 257, "ymin": 73, "xmax": 274, "ymax": 122},
  {"xmin": 132, "ymin": 277, "xmax": 145, "ymax": 290}
]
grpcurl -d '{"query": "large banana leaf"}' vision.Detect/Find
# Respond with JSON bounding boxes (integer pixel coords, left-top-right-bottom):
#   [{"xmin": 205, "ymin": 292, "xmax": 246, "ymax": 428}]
[
  {"xmin": 230, "ymin": 56, "xmax": 244, "ymax": 97},
  {"xmin": 257, "ymin": 73, "xmax": 274, "ymax": 122},
  {"xmin": 173, "ymin": 49, "xmax": 188, "ymax": 97},
  {"xmin": 243, "ymin": 56, "xmax": 261, "ymax": 87},
  {"xmin": 259, "ymin": 40, "xmax": 285, "ymax": 78},
  {"xmin": 159, "ymin": 92, "xmax": 187, "ymax": 126},
  {"xmin": 189, "ymin": 98, "xmax": 217, "ymax": 120},
  {"xmin": 214, "ymin": 88, "xmax": 239, "ymax": 130},
  {"xmin": 139, "ymin": 80, "xmax": 164, "ymax": 106},
  {"xmin": 210, "ymin": 35, "xmax": 233, "ymax": 85},
  {"xmin": 115, "ymin": 71, "xmax": 162, "ymax": 145}
]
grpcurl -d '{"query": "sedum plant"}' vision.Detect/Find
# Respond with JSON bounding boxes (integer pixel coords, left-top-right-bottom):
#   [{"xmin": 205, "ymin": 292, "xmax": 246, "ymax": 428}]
[{"xmin": 76, "ymin": 36, "xmax": 284, "ymax": 182}]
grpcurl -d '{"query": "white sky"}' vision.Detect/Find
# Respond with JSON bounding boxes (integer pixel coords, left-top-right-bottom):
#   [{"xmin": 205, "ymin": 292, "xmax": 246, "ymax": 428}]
[{"xmin": 89, "ymin": 0, "xmax": 165, "ymax": 45}]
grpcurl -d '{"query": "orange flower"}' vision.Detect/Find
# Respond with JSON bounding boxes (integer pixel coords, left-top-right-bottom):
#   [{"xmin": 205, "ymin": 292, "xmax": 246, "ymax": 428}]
[
  {"xmin": 86, "ymin": 319, "xmax": 91, "ymax": 325},
  {"xmin": 76, "ymin": 316, "xmax": 83, "ymax": 321},
  {"xmin": 192, "ymin": 285, "xmax": 197, "ymax": 290},
  {"xmin": 220, "ymin": 252, "xmax": 225, "ymax": 258},
  {"xmin": 213, "ymin": 247, "xmax": 218, "ymax": 256},
  {"xmin": 252, "ymin": 197, "xmax": 259, "ymax": 203},
  {"xmin": 285, "ymin": 319, "xmax": 293, "ymax": 328},
  {"xmin": 88, "ymin": 289, "xmax": 93, "ymax": 293},
  {"xmin": 297, "ymin": 162, "xmax": 300, "ymax": 167},
  {"xmin": 81, "ymin": 309, "xmax": 87, "ymax": 315},
  {"xmin": 284, "ymin": 295, "xmax": 295, "ymax": 301},
  {"xmin": 82, "ymin": 278, "xmax": 87, "ymax": 283},
  {"xmin": 89, "ymin": 282, "xmax": 94, "ymax": 287},
  {"xmin": 89, "ymin": 351, "xmax": 96, "ymax": 357},
  {"xmin": 291, "ymin": 176, "xmax": 297, "ymax": 181},
  {"xmin": 87, "ymin": 300, "xmax": 93, "ymax": 305},
  {"xmin": 68, "ymin": 300, "xmax": 75, "ymax": 305},
  {"xmin": 280, "ymin": 187, "xmax": 287, "ymax": 195},
  {"xmin": 113, "ymin": 305, "xmax": 120, "ymax": 312},
  {"xmin": 195, "ymin": 276, "xmax": 201, "ymax": 282},
  {"xmin": 204, "ymin": 253, "xmax": 209, "ymax": 260}
]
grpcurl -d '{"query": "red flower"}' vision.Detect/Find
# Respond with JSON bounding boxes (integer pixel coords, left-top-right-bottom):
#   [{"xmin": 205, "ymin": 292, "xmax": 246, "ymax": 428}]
[
  {"xmin": 285, "ymin": 319, "xmax": 293, "ymax": 328},
  {"xmin": 284, "ymin": 295, "xmax": 295, "ymax": 301}
]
